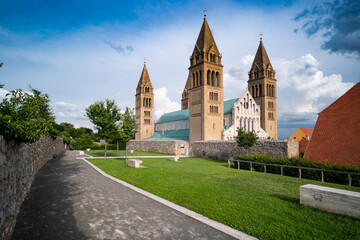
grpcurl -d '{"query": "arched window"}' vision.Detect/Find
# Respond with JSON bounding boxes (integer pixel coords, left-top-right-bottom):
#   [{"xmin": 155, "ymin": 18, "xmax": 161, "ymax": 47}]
[
  {"xmin": 252, "ymin": 86, "xmax": 254, "ymax": 97},
  {"xmin": 256, "ymin": 85, "xmax": 258, "ymax": 97},
  {"xmin": 272, "ymin": 85, "xmax": 275, "ymax": 97},
  {"xmin": 143, "ymin": 98, "xmax": 145, "ymax": 107},
  {"xmin": 149, "ymin": 98, "xmax": 151, "ymax": 107},
  {"xmin": 199, "ymin": 70, "xmax": 202, "ymax": 86},
  {"xmin": 196, "ymin": 72, "xmax": 199, "ymax": 87},
  {"xmin": 216, "ymin": 72, "xmax": 219, "ymax": 87},
  {"xmin": 192, "ymin": 73, "xmax": 195, "ymax": 88},
  {"xmin": 259, "ymin": 84, "xmax": 262, "ymax": 97},
  {"xmin": 212, "ymin": 71, "xmax": 215, "ymax": 86},
  {"xmin": 207, "ymin": 70, "xmax": 211, "ymax": 85}
]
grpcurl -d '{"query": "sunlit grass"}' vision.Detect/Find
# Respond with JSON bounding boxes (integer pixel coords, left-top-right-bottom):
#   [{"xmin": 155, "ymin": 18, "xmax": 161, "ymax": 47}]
[
  {"xmin": 85, "ymin": 150, "xmax": 172, "ymax": 157},
  {"xmin": 88, "ymin": 157, "xmax": 360, "ymax": 240}
]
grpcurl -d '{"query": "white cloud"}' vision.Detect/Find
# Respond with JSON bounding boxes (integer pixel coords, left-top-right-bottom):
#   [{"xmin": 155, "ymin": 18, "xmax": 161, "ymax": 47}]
[
  {"xmin": 274, "ymin": 54, "xmax": 354, "ymax": 114},
  {"xmin": 53, "ymin": 101, "xmax": 86, "ymax": 119},
  {"xmin": 0, "ymin": 88, "xmax": 9, "ymax": 100},
  {"xmin": 223, "ymin": 55, "xmax": 254, "ymax": 99},
  {"xmin": 154, "ymin": 87, "xmax": 181, "ymax": 121}
]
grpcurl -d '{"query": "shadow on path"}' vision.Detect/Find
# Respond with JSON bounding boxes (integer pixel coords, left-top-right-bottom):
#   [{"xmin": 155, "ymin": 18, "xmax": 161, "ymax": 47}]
[{"xmin": 11, "ymin": 152, "xmax": 87, "ymax": 240}]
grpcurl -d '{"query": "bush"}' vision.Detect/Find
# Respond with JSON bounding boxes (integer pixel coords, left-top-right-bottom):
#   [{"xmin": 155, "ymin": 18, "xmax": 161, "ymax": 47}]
[
  {"xmin": 235, "ymin": 155, "xmax": 360, "ymax": 187},
  {"xmin": 235, "ymin": 128, "xmax": 258, "ymax": 149}
]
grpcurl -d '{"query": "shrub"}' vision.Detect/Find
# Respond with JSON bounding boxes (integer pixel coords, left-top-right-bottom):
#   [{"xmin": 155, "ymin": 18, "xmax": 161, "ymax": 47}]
[
  {"xmin": 235, "ymin": 128, "xmax": 258, "ymax": 149},
  {"xmin": 235, "ymin": 155, "xmax": 360, "ymax": 187}
]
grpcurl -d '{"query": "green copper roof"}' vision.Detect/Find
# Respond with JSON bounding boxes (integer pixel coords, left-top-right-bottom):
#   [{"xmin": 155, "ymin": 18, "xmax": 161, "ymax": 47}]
[
  {"xmin": 224, "ymin": 98, "xmax": 238, "ymax": 114},
  {"xmin": 146, "ymin": 129, "xmax": 189, "ymax": 142},
  {"xmin": 156, "ymin": 109, "xmax": 189, "ymax": 124}
]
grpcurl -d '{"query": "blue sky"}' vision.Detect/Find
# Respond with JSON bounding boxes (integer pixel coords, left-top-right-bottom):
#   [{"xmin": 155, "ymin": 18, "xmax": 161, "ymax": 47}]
[{"xmin": 0, "ymin": 0, "xmax": 359, "ymax": 139}]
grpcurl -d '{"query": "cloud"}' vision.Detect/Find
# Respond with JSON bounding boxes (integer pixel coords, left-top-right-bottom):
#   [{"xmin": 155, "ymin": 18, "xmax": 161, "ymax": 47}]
[
  {"xmin": 294, "ymin": 0, "xmax": 360, "ymax": 57},
  {"xmin": 104, "ymin": 40, "xmax": 134, "ymax": 55},
  {"xmin": 223, "ymin": 55, "xmax": 253, "ymax": 99},
  {"xmin": 0, "ymin": 88, "xmax": 9, "ymax": 100},
  {"xmin": 53, "ymin": 101, "xmax": 86, "ymax": 119},
  {"xmin": 273, "ymin": 53, "xmax": 354, "ymax": 138},
  {"xmin": 154, "ymin": 87, "xmax": 181, "ymax": 121}
]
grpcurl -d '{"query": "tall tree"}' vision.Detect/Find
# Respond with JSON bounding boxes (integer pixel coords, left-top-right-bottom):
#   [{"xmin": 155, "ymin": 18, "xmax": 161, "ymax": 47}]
[
  {"xmin": 114, "ymin": 107, "xmax": 137, "ymax": 151},
  {"xmin": 86, "ymin": 99, "xmax": 121, "ymax": 159},
  {"xmin": 0, "ymin": 87, "xmax": 56, "ymax": 143}
]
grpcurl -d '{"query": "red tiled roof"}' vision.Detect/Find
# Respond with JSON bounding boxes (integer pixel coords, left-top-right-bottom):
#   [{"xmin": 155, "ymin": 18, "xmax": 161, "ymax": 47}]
[
  {"xmin": 299, "ymin": 138, "xmax": 309, "ymax": 153},
  {"xmin": 304, "ymin": 83, "xmax": 360, "ymax": 166},
  {"xmin": 299, "ymin": 128, "xmax": 313, "ymax": 138}
]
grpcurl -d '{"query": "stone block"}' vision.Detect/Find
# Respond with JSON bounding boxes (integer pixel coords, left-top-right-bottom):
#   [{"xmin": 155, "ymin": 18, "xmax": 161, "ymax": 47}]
[
  {"xmin": 79, "ymin": 151, "xmax": 84, "ymax": 155},
  {"xmin": 300, "ymin": 184, "xmax": 360, "ymax": 219},
  {"xmin": 169, "ymin": 156, "xmax": 179, "ymax": 162},
  {"xmin": 127, "ymin": 159, "xmax": 143, "ymax": 168}
]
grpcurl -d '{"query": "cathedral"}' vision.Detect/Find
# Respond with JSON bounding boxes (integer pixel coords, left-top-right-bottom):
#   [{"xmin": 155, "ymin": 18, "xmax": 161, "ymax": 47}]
[{"xmin": 135, "ymin": 13, "xmax": 277, "ymax": 142}]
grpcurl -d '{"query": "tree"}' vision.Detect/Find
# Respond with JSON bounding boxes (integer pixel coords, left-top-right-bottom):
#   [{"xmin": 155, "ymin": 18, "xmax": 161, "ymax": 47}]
[
  {"xmin": 235, "ymin": 128, "xmax": 259, "ymax": 149},
  {"xmin": 0, "ymin": 87, "xmax": 56, "ymax": 143},
  {"xmin": 114, "ymin": 107, "xmax": 137, "ymax": 151},
  {"xmin": 86, "ymin": 99, "xmax": 121, "ymax": 159}
]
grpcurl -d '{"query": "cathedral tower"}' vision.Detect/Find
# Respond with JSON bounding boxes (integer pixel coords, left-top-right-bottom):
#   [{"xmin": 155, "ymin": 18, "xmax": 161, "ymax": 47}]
[
  {"xmin": 135, "ymin": 61, "xmax": 154, "ymax": 140},
  {"xmin": 248, "ymin": 36, "xmax": 277, "ymax": 139},
  {"xmin": 188, "ymin": 13, "xmax": 224, "ymax": 142}
]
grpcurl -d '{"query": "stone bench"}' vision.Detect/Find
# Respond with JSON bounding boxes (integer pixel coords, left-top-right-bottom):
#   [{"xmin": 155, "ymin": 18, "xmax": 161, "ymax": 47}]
[
  {"xmin": 79, "ymin": 151, "xmax": 84, "ymax": 155},
  {"xmin": 127, "ymin": 159, "xmax": 143, "ymax": 168},
  {"xmin": 169, "ymin": 156, "xmax": 179, "ymax": 162},
  {"xmin": 300, "ymin": 184, "xmax": 360, "ymax": 219}
]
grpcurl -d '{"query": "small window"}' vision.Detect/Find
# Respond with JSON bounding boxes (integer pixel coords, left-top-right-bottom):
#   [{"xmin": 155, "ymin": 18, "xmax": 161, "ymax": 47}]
[{"xmin": 244, "ymin": 102, "xmax": 249, "ymax": 109}]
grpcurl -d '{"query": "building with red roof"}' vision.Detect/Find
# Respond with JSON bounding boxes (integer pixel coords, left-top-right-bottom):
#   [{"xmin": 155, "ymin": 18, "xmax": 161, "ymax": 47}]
[
  {"xmin": 304, "ymin": 83, "xmax": 360, "ymax": 166},
  {"xmin": 287, "ymin": 128, "xmax": 313, "ymax": 142}
]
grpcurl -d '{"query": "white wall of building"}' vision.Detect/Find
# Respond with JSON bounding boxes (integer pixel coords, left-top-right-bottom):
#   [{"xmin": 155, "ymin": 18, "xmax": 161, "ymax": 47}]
[{"xmin": 222, "ymin": 90, "xmax": 268, "ymax": 140}]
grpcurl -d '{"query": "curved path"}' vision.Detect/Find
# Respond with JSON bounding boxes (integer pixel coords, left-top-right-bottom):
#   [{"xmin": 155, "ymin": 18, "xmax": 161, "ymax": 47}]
[{"xmin": 12, "ymin": 151, "xmax": 254, "ymax": 240}]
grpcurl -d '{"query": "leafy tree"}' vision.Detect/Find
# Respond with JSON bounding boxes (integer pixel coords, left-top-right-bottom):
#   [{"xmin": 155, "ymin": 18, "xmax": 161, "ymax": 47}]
[
  {"xmin": 235, "ymin": 128, "xmax": 258, "ymax": 149},
  {"xmin": 86, "ymin": 99, "xmax": 121, "ymax": 159},
  {"xmin": 0, "ymin": 87, "xmax": 56, "ymax": 143},
  {"xmin": 73, "ymin": 134, "xmax": 94, "ymax": 150},
  {"xmin": 113, "ymin": 107, "xmax": 137, "ymax": 151}
]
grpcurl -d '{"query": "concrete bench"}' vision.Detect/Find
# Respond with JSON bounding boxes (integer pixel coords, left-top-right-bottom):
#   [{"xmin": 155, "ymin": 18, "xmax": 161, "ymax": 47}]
[
  {"xmin": 79, "ymin": 151, "xmax": 84, "ymax": 155},
  {"xmin": 127, "ymin": 159, "xmax": 143, "ymax": 168},
  {"xmin": 300, "ymin": 184, "xmax": 360, "ymax": 219},
  {"xmin": 128, "ymin": 150, "xmax": 134, "ymax": 153},
  {"xmin": 169, "ymin": 156, "xmax": 179, "ymax": 162}
]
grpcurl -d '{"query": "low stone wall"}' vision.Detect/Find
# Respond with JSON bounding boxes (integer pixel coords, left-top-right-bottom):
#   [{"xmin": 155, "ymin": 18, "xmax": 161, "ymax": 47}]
[
  {"xmin": 127, "ymin": 140, "xmax": 189, "ymax": 155},
  {"xmin": 0, "ymin": 135, "xmax": 64, "ymax": 240},
  {"xmin": 192, "ymin": 140, "xmax": 298, "ymax": 160},
  {"xmin": 300, "ymin": 184, "xmax": 360, "ymax": 219}
]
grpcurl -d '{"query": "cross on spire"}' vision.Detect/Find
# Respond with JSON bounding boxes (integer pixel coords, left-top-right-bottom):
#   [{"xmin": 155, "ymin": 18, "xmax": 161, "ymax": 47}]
[
  {"xmin": 260, "ymin": 32, "xmax": 263, "ymax": 41},
  {"xmin": 144, "ymin": 58, "xmax": 146, "ymax": 65},
  {"xmin": 204, "ymin": 8, "xmax": 207, "ymax": 19}
]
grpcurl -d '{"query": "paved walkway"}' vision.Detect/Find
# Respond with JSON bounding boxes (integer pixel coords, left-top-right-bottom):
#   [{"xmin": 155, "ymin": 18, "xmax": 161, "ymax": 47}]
[{"xmin": 12, "ymin": 151, "xmax": 252, "ymax": 240}]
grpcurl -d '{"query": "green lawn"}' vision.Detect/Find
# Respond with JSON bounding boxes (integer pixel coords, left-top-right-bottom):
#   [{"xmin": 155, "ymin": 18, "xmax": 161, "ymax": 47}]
[
  {"xmin": 85, "ymin": 150, "xmax": 172, "ymax": 157},
  {"xmin": 87, "ymin": 157, "xmax": 360, "ymax": 240}
]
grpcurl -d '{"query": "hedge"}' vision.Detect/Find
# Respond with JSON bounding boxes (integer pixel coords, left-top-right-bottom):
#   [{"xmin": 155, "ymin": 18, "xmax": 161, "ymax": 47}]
[{"xmin": 235, "ymin": 155, "xmax": 360, "ymax": 187}]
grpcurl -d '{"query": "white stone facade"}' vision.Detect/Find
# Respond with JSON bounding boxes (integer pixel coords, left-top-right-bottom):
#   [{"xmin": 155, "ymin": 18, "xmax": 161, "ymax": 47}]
[{"xmin": 222, "ymin": 90, "xmax": 268, "ymax": 140}]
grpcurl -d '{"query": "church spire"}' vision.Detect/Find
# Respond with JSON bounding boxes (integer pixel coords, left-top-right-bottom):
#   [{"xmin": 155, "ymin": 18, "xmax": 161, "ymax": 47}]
[
  {"xmin": 192, "ymin": 12, "xmax": 220, "ymax": 56},
  {"xmin": 250, "ymin": 35, "xmax": 273, "ymax": 71},
  {"xmin": 137, "ymin": 60, "xmax": 152, "ymax": 88}
]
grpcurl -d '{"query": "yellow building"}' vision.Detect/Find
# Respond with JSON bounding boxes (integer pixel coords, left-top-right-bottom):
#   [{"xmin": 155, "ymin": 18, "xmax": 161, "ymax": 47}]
[{"xmin": 288, "ymin": 128, "xmax": 313, "ymax": 142}]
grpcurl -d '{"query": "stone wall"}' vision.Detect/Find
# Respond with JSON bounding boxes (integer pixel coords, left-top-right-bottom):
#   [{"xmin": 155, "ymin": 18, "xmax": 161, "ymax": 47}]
[
  {"xmin": 0, "ymin": 135, "xmax": 64, "ymax": 240},
  {"xmin": 127, "ymin": 140, "xmax": 189, "ymax": 155},
  {"xmin": 192, "ymin": 140, "xmax": 298, "ymax": 160}
]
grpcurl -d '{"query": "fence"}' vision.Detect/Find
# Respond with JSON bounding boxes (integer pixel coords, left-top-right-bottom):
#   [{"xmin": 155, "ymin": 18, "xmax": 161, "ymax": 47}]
[{"xmin": 227, "ymin": 160, "xmax": 360, "ymax": 186}]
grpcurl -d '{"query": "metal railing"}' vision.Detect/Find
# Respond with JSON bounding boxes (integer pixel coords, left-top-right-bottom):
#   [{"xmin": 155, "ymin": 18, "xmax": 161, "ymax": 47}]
[{"xmin": 227, "ymin": 159, "xmax": 360, "ymax": 186}]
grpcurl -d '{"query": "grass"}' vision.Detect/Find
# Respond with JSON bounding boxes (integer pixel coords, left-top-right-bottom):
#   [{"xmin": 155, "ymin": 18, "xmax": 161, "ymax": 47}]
[
  {"xmin": 85, "ymin": 150, "xmax": 172, "ymax": 157},
  {"xmin": 87, "ymin": 157, "xmax": 360, "ymax": 240}
]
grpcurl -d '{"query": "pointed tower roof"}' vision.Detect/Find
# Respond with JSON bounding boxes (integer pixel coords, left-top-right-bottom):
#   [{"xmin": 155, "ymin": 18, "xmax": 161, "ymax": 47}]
[
  {"xmin": 192, "ymin": 14, "xmax": 219, "ymax": 55},
  {"xmin": 137, "ymin": 60, "xmax": 152, "ymax": 88},
  {"xmin": 250, "ymin": 36, "xmax": 273, "ymax": 71}
]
